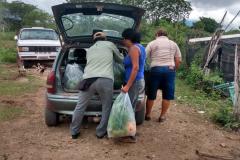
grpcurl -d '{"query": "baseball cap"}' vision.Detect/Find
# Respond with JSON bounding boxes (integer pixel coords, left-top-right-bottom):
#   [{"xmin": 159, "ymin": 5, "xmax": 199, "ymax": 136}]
[{"xmin": 93, "ymin": 32, "xmax": 106, "ymax": 40}]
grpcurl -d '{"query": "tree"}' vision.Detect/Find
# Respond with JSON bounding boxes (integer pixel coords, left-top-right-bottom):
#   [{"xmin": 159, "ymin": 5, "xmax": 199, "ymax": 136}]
[
  {"xmin": 22, "ymin": 10, "xmax": 55, "ymax": 29},
  {"xmin": 192, "ymin": 21, "xmax": 204, "ymax": 30},
  {"xmin": 224, "ymin": 29, "xmax": 240, "ymax": 35},
  {"xmin": 65, "ymin": 0, "xmax": 192, "ymax": 25},
  {"xmin": 2, "ymin": 1, "xmax": 55, "ymax": 31},
  {"xmin": 143, "ymin": 0, "xmax": 192, "ymax": 25},
  {"xmin": 199, "ymin": 17, "xmax": 218, "ymax": 33}
]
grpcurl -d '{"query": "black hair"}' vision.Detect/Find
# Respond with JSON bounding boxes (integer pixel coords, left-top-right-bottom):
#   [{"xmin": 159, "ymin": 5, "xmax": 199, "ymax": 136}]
[
  {"xmin": 122, "ymin": 28, "xmax": 141, "ymax": 43},
  {"xmin": 93, "ymin": 37, "xmax": 105, "ymax": 43}
]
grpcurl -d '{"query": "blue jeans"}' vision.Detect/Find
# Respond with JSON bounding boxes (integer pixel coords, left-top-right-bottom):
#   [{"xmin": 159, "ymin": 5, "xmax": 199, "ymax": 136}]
[{"xmin": 147, "ymin": 66, "xmax": 176, "ymax": 100}]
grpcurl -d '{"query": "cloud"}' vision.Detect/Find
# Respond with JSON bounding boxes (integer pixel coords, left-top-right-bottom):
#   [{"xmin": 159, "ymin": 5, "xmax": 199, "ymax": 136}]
[
  {"xmin": 187, "ymin": 0, "xmax": 240, "ymax": 10},
  {"xmin": 186, "ymin": 0, "xmax": 240, "ymax": 30}
]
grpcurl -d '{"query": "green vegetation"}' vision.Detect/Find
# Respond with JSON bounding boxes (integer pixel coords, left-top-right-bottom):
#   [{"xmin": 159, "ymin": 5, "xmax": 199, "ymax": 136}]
[
  {"xmin": 175, "ymin": 78, "xmax": 238, "ymax": 130},
  {"xmin": 0, "ymin": 39, "xmax": 17, "ymax": 64},
  {"xmin": 0, "ymin": 75, "xmax": 45, "ymax": 97},
  {"xmin": 224, "ymin": 29, "xmax": 240, "ymax": 35},
  {"xmin": 0, "ymin": 65, "xmax": 16, "ymax": 78},
  {"xmin": 2, "ymin": 154, "xmax": 9, "ymax": 160},
  {"xmin": 1, "ymin": 1, "xmax": 55, "ymax": 32},
  {"xmin": 0, "ymin": 32, "xmax": 15, "ymax": 41},
  {"xmin": 194, "ymin": 17, "xmax": 219, "ymax": 33},
  {"xmin": 0, "ymin": 103, "xmax": 24, "ymax": 122}
]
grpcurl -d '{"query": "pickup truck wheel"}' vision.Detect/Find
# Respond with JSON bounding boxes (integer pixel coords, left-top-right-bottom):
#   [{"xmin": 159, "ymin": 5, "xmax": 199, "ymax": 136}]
[
  {"xmin": 135, "ymin": 105, "xmax": 145, "ymax": 125},
  {"xmin": 23, "ymin": 60, "xmax": 30, "ymax": 68},
  {"xmin": 45, "ymin": 106, "xmax": 59, "ymax": 126}
]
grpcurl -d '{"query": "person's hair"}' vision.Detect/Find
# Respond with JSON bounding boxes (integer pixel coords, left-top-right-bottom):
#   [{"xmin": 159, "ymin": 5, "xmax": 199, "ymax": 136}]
[
  {"xmin": 122, "ymin": 28, "xmax": 141, "ymax": 43},
  {"xmin": 155, "ymin": 28, "xmax": 168, "ymax": 37},
  {"xmin": 93, "ymin": 37, "xmax": 105, "ymax": 43}
]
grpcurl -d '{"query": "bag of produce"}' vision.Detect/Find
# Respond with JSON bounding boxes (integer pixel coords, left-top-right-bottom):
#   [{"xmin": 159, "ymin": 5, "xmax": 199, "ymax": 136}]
[
  {"xmin": 62, "ymin": 63, "xmax": 84, "ymax": 90},
  {"xmin": 113, "ymin": 61, "xmax": 125, "ymax": 89},
  {"xmin": 107, "ymin": 92, "xmax": 136, "ymax": 138}
]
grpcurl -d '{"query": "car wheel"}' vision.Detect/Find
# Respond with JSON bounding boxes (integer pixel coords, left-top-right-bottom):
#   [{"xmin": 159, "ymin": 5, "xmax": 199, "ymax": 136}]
[
  {"xmin": 23, "ymin": 60, "xmax": 30, "ymax": 68},
  {"xmin": 135, "ymin": 105, "xmax": 145, "ymax": 125},
  {"xmin": 45, "ymin": 106, "xmax": 59, "ymax": 126}
]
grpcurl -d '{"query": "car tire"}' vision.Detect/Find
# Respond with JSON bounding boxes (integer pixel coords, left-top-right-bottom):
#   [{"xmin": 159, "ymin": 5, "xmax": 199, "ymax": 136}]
[
  {"xmin": 135, "ymin": 105, "xmax": 145, "ymax": 125},
  {"xmin": 45, "ymin": 106, "xmax": 59, "ymax": 126},
  {"xmin": 23, "ymin": 60, "xmax": 30, "ymax": 68}
]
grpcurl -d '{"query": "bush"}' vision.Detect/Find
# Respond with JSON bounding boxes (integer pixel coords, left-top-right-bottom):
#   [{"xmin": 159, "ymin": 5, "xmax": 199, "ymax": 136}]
[
  {"xmin": 0, "ymin": 32, "xmax": 16, "ymax": 41},
  {"xmin": 184, "ymin": 61, "xmax": 223, "ymax": 93},
  {"xmin": 0, "ymin": 43, "xmax": 17, "ymax": 63},
  {"xmin": 211, "ymin": 99, "xmax": 240, "ymax": 130}
]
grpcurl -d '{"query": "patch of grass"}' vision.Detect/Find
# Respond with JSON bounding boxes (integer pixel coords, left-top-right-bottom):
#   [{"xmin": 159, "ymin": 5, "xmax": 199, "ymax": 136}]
[
  {"xmin": 2, "ymin": 154, "xmax": 9, "ymax": 160},
  {"xmin": 0, "ymin": 40, "xmax": 17, "ymax": 63},
  {"xmin": 0, "ymin": 75, "xmax": 45, "ymax": 97},
  {"xmin": 0, "ymin": 32, "xmax": 16, "ymax": 41},
  {"xmin": 0, "ymin": 104, "xmax": 23, "ymax": 122},
  {"xmin": 0, "ymin": 66, "xmax": 17, "ymax": 78},
  {"xmin": 175, "ymin": 78, "xmax": 237, "ymax": 129},
  {"xmin": 175, "ymin": 78, "xmax": 217, "ymax": 115},
  {"xmin": 0, "ymin": 52, "xmax": 17, "ymax": 63}
]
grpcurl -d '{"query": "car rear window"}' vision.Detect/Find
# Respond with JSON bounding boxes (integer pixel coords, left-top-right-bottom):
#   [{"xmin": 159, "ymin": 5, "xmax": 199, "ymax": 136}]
[{"xmin": 61, "ymin": 13, "xmax": 134, "ymax": 38}]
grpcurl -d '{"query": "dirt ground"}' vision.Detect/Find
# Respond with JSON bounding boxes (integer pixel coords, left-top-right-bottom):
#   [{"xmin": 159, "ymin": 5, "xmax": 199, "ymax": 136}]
[{"xmin": 0, "ymin": 64, "xmax": 240, "ymax": 160}]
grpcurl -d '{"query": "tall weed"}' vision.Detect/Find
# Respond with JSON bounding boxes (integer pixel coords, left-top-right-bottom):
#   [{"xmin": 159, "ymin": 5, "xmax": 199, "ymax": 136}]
[{"xmin": 0, "ymin": 43, "xmax": 17, "ymax": 63}]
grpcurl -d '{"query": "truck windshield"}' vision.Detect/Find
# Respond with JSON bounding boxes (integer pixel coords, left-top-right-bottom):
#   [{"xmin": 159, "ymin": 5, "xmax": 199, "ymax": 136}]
[{"xmin": 20, "ymin": 29, "xmax": 58, "ymax": 40}]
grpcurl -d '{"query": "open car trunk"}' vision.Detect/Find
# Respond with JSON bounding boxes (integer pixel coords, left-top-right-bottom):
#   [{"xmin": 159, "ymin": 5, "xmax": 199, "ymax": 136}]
[
  {"xmin": 59, "ymin": 46, "xmax": 128, "ymax": 93},
  {"xmin": 52, "ymin": 2, "xmax": 145, "ymax": 44}
]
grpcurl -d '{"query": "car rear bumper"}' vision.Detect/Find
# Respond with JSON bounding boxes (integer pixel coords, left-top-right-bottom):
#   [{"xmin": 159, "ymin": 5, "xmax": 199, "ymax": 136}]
[{"xmin": 45, "ymin": 91, "xmax": 145, "ymax": 116}]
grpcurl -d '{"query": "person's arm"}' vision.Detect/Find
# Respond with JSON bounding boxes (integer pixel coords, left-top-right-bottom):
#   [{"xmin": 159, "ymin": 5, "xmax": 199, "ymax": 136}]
[
  {"xmin": 111, "ymin": 43, "xmax": 124, "ymax": 64},
  {"xmin": 121, "ymin": 46, "xmax": 140, "ymax": 93},
  {"xmin": 174, "ymin": 44, "xmax": 182, "ymax": 70},
  {"xmin": 145, "ymin": 43, "xmax": 152, "ymax": 61},
  {"xmin": 175, "ymin": 57, "xmax": 182, "ymax": 70}
]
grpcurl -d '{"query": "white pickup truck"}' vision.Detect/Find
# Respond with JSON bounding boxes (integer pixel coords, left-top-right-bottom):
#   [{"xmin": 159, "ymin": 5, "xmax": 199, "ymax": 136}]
[{"xmin": 15, "ymin": 27, "xmax": 61, "ymax": 67}]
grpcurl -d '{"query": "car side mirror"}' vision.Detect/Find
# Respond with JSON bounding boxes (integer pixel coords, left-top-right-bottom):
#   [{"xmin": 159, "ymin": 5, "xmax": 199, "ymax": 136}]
[{"xmin": 14, "ymin": 36, "xmax": 18, "ymax": 41}]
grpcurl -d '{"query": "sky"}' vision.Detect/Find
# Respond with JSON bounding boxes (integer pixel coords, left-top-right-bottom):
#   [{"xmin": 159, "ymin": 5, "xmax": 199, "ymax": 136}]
[{"xmin": 7, "ymin": 0, "xmax": 240, "ymax": 30}]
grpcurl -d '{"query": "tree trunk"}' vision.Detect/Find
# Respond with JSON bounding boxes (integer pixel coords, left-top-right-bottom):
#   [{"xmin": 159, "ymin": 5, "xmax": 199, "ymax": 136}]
[
  {"xmin": 2, "ymin": 25, "xmax": 5, "ymax": 37},
  {"xmin": 233, "ymin": 44, "xmax": 240, "ymax": 122}
]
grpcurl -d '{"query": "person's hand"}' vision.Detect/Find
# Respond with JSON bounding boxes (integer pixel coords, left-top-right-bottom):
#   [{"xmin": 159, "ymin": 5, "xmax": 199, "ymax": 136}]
[{"xmin": 121, "ymin": 84, "xmax": 130, "ymax": 93}]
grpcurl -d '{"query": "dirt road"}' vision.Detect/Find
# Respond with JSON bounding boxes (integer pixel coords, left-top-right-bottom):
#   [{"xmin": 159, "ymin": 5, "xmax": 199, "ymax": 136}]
[{"xmin": 0, "ymin": 65, "xmax": 240, "ymax": 160}]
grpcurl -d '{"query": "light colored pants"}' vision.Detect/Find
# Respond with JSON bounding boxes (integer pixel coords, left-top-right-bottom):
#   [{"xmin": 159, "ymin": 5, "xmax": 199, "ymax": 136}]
[
  {"xmin": 127, "ymin": 78, "xmax": 145, "ymax": 140},
  {"xmin": 128, "ymin": 78, "xmax": 145, "ymax": 111},
  {"xmin": 70, "ymin": 78, "xmax": 113, "ymax": 137}
]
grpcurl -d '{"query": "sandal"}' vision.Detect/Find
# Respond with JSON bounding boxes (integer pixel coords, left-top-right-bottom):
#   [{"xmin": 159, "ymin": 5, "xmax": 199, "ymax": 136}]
[
  {"xmin": 119, "ymin": 137, "xmax": 137, "ymax": 143},
  {"xmin": 145, "ymin": 117, "xmax": 151, "ymax": 121},
  {"xmin": 159, "ymin": 117, "xmax": 166, "ymax": 123}
]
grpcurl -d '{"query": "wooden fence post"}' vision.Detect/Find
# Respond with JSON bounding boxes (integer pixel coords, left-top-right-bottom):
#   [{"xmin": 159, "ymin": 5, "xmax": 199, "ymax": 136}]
[{"xmin": 233, "ymin": 44, "xmax": 240, "ymax": 122}]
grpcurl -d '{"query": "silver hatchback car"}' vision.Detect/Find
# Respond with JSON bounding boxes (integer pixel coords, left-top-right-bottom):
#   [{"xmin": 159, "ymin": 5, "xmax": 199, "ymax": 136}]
[{"xmin": 45, "ymin": 2, "xmax": 146, "ymax": 126}]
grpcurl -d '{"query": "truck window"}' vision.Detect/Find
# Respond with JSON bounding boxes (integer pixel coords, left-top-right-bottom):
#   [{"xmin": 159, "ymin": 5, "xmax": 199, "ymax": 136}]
[{"xmin": 20, "ymin": 29, "xmax": 58, "ymax": 40}]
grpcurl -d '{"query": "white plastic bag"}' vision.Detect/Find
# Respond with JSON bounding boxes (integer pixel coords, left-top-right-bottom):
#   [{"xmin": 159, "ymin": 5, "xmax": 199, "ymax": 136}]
[
  {"xmin": 62, "ymin": 63, "xmax": 84, "ymax": 90},
  {"xmin": 107, "ymin": 92, "xmax": 136, "ymax": 138}
]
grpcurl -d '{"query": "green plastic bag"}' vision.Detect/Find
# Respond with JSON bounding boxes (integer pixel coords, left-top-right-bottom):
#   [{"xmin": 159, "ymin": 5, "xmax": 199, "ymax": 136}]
[{"xmin": 113, "ymin": 62, "xmax": 125, "ymax": 89}]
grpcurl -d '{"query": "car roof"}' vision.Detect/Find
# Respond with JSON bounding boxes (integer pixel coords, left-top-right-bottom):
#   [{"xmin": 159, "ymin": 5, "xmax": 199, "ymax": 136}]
[{"xmin": 21, "ymin": 27, "xmax": 55, "ymax": 31}]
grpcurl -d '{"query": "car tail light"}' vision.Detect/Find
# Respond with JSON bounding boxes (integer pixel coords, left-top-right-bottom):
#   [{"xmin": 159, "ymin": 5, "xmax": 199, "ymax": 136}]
[{"xmin": 47, "ymin": 71, "xmax": 55, "ymax": 94}]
